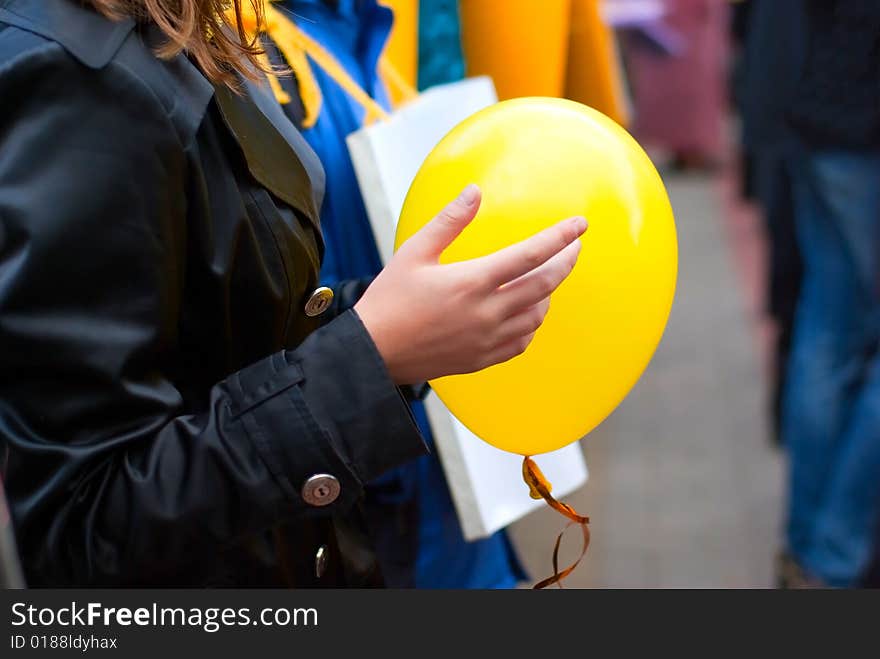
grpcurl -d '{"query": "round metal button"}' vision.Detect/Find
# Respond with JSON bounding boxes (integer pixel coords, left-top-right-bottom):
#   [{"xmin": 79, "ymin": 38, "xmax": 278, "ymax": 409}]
[
  {"xmin": 301, "ymin": 474, "xmax": 340, "ymax": 507},
  {"xmin": 314, "ymin": 545, "xmax": 329, "ymax": 579},
  {"xmin": 304, "ymin": 286, "xmax": 334, "ymax": 317}
]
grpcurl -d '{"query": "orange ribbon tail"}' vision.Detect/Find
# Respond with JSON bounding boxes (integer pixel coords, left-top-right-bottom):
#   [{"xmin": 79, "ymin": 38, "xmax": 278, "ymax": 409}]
[{"xmin": 522, "ymin": 456, "xmax": 591, "ymax": 589}]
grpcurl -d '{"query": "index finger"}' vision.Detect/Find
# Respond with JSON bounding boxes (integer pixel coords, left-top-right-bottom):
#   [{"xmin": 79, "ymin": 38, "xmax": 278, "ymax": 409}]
[{"xmin": 475, "ymin": 216, "xmax": 587, "ymax": 288}]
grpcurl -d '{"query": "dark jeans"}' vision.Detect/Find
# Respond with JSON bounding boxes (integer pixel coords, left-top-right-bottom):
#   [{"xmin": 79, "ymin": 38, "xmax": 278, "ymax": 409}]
[{"xmin": 783, "ymin": 148, "xmax": 880, "ymax": 586}]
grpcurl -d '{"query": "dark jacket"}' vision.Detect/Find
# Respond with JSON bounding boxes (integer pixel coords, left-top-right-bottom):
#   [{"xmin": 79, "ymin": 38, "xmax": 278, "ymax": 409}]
[
  {"xmin": 740, "ymin": 0, "xmax": 808, "ymax": 152},
  {"xmin": 0, "ymin": 0, "xmax": 426, "ymax": 586},
  {"xmin": 787, "ymin": 0, "xmax": 880, "ymax": 150}
]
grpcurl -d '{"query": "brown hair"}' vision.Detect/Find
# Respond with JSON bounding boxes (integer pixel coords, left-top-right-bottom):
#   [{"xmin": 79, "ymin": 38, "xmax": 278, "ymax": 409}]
[{"xmin": 87, "ymin": 0, "xmax": 269, "ymax": 86}]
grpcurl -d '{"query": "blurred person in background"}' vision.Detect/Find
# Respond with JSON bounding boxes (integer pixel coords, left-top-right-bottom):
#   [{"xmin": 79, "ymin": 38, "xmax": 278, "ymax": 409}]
[
  {"xmin": 261, "ymin": 0, "xmax": 525, "ymax": 588},
  {"xmin": 623, "ymin": 0, "xmax": 729, "ymax": 170},
  {"xmin": 736, "ymin": 0, "xmax": 807, "ymax": 445},
  {"xmin": 780, "ymin": 0, "xmax": 880, "ymax": 588}
]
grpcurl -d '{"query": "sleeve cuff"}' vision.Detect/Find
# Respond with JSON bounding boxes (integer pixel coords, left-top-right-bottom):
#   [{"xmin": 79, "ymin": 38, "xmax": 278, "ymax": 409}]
[
  {"xmin": 292, "ymin": 309, "xmax": 428, "ymax": 485},
  {"xmin": 224, "ymin": 310, "xmax": 427, "ymax": 513}
]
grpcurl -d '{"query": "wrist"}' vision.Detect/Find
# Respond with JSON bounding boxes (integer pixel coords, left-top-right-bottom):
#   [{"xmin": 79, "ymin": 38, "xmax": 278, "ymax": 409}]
[{"xmin": 353, "ymin": 302, "xmax": 407, "ymax": 385}]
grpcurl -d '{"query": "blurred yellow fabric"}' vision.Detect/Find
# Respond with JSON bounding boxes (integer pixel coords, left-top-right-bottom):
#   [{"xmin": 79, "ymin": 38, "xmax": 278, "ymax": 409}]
[
  {"xmin": 565, "ymin": 0, "xmax": 629, "ymax": 126},
  {"xmin": 458, "ymin": 0, "xmax": 627, "ymax": 126},
  {"xmin": 380, "ymin": 0, "xmax": 419, "ymax": 105},
  {"xmin": 460, "ymin": 0, "xmax": 572, "ymax": 99}
]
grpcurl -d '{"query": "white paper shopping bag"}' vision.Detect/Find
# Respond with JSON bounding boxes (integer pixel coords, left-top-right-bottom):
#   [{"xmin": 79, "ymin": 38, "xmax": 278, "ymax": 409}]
[
  {"xmin": 347, "ymin": 76, "xmax": 498, "ymax": 263},
  {"xmin": 347, "ymin": 77, "xmax": 588, "ymax": 540}
]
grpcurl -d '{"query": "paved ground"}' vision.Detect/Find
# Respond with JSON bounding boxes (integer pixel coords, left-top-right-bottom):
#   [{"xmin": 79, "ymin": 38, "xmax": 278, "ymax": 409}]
[{"xmin": 508, "ymin": 170, "xmax": 785, "ymax": 588}]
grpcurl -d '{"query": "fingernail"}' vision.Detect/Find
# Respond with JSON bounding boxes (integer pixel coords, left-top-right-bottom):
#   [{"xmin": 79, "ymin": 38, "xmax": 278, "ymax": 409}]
[{"xmin": 457, "ymin": 183, "xmax": 480, "ymax": 207}]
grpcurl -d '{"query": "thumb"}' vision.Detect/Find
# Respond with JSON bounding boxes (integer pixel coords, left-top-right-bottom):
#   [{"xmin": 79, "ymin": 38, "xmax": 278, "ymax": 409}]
[{"xmin": 400, "ymin": 184, "xmax": 481, "ymax": 261}]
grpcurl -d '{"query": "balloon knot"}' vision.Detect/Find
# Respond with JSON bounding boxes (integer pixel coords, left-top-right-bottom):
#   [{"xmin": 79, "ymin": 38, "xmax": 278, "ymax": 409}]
[{"xmin": 522, "ymin": 455, "xmax": 552, "ymax": 500}]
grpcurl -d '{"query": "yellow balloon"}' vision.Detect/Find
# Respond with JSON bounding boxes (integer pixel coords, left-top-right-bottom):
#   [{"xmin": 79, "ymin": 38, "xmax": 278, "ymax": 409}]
[{"xmin": 396, "ymin": 98, "xmax": 678, "ymax": 455}]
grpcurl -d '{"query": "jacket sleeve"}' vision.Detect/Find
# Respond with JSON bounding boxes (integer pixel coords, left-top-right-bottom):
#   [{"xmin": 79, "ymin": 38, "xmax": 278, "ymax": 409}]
[{"xmin": 0, "ymin": 43, "xmax": 426, "ymax": 585}]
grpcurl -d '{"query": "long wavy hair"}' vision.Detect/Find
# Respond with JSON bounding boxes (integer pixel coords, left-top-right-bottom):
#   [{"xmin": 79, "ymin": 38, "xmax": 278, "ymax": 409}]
[{"xmin": 87, "ymin": 0, "xmax": 268, "ymax": 86}]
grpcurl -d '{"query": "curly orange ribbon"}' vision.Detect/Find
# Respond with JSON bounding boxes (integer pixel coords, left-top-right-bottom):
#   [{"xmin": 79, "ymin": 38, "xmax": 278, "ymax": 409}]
[{"xmin": 522, "ymin": 456, "xmax": 591, "ymax": 589}]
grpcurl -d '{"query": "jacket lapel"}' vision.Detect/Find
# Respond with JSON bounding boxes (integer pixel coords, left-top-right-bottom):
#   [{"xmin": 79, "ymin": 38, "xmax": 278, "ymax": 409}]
[{"xmin": 213, "ymin": 75, "xmax": 325, "ymax": 232}]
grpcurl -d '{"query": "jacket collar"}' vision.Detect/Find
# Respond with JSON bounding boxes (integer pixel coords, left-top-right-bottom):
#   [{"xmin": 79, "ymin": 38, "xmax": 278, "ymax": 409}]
[{"xmin": 0, "ymin": 0, "xmax": 135, "ymax": 69}]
